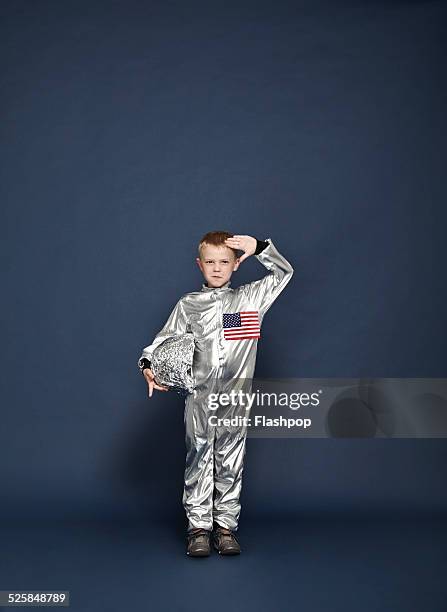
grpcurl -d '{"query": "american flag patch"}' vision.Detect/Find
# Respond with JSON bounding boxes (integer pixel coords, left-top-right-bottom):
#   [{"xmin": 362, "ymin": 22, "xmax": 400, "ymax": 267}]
[{"xmin": 222, "ymin": 311, "xmax": 261, "ymax": 340}]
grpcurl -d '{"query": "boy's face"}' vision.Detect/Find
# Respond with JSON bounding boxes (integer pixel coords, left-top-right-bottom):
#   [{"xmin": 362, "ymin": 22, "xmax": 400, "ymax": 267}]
[{"xmin": 196, "ymin": 243, "xmax": 240, "ymax": 288}]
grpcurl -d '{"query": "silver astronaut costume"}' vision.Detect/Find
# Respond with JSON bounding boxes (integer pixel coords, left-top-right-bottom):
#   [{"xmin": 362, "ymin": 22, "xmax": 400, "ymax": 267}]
[{"xmin": 138, "ymin": 238, "xmax": 293, "ymax": 531}]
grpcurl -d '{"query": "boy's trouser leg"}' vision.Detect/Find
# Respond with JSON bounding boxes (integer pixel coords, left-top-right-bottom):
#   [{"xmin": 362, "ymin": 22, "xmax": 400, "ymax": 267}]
[
  {"xmin": 213, "ymin": 424, "xmax": 247, "ymax": 531},
  {"xmin": 212, "ymin": 379, "xmax": 252, "ymax": 531},
  {"xmin": 182, "ymin": 391, "xmax": 215, "ymax": 531}
]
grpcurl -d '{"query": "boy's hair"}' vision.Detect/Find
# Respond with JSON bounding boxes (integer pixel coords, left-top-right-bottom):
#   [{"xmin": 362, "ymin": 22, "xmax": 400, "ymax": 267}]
[{"xmin": 198, "ymin": 231, "xmax": 239, "ymax": 259}]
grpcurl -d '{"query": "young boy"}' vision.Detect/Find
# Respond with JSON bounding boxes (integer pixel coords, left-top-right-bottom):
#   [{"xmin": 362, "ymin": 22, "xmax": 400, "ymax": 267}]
[{"xmin": 138, "ymin": 232, "xmax": 293, "ymax": 557}]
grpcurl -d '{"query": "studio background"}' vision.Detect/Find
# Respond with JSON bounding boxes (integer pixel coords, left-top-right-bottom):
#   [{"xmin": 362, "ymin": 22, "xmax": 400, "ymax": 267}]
[{"xmin": 1, "ymin": 0, "xmax": 446, "ymax": 525}]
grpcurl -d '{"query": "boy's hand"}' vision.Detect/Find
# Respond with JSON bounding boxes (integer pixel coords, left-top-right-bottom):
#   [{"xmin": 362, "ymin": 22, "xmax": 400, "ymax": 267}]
[
  {"xmin": 224, "ymin": 235, "xmax": 257, "ymax": 263},
  {"xmin": 143, "ymin": 368, "xmax": 169, "ymax": 397}
]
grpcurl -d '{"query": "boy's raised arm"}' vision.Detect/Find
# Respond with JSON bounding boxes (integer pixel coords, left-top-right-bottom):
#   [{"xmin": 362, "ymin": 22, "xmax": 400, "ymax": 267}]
[
  {"xmin": 137, "ymin": 297, "xmax": 188, "ymax": 372},
  {"xmin": 240, "ymin": 237, "xmax": 294, "ymax": 317}
]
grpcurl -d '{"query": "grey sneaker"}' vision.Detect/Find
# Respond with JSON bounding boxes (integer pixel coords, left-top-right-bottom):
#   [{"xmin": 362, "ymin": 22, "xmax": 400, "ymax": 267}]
[
  {"xmin": 212, "ymin": 525, "xmax": 241, "ymax": 555},
  {"xmin": 186, "ymin": 528, "xmax": 211, "ymax": 557}
]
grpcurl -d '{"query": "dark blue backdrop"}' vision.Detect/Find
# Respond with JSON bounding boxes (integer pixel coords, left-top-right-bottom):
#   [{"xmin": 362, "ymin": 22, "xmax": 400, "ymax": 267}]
[{"xmin": 1, "ymin": 0, "xmax": 446, "ymax": 522}]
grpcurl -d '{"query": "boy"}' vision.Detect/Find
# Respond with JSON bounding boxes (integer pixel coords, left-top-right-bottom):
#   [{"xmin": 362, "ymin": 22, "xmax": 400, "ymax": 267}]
[{"xmin": 138, "ymin": 232, "xmax": 293, "ymax": 556}]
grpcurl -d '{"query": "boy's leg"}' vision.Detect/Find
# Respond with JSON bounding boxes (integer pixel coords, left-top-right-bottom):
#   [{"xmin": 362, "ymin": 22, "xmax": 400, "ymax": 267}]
[
  {"xmin": 213, "ymin": 423, "xmax": 248, "ymax": 531},
  {"xmin": 182, "ymin": 391, "xmax": 215, "ymax": 531},
  {"xmin": 212, "ymin": 379, "xmax": 252, "ymax": 531}
]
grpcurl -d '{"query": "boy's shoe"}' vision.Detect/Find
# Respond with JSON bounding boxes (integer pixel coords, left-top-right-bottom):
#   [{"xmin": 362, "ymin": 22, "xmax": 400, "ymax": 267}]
[
  {"xmin": 212, "ymin": 525, "xmax": 241, "ymax": 555},
  {"xmin": 186, "ymin": 528, "xmax": 211, "ymax": 557}
]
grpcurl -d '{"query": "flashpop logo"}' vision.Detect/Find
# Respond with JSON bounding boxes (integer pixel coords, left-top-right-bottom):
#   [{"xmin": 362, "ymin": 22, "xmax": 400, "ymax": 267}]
[{"xmin": 207, "ymin": 389, "xmax": 322, "ymax": 411}]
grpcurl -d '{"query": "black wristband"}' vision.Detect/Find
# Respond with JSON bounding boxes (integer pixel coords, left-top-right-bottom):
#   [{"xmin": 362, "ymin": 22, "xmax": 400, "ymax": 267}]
[
  {"xmin": 140, "ymin": 358, "xmax": 151, "ymax": 374},
  {"xmin": 255, "ymin": 239, "xmax": 269, "ymax": 255}
]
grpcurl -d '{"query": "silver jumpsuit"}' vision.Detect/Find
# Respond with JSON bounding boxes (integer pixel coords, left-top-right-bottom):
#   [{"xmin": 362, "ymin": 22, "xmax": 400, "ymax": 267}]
[{"xmin": 138, "ymin": 238, "xmax": 294, "ymax": 531}]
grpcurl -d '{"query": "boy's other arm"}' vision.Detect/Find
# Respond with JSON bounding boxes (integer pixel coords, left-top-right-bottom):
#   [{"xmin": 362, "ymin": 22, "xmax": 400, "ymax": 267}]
[
  {"xmin": 137, "ymin": 297, "xmax": 188, "ymax": 394},
  {"xmin": 138, "ymin": 297, "xmax": 188, "ymax": 368},
  {"xmin": 227, "ymin": 235, "xmax": 294, "ymax": 316}
]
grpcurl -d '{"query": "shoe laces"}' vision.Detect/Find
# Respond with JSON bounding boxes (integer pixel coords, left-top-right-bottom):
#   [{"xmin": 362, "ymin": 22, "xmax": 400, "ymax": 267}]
[
  {"xmin": 215, "ymin": 527, "xmax": 239, "ymax": 544},
  {"xmin": 189, "ymin": 528, "xmax": 210, "ymax": 540}
]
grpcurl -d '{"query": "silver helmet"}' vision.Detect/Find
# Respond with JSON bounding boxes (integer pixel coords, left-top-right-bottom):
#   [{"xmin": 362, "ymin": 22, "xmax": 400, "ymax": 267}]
[{"xmin": 151, "ymin": 333, "xmax": 196, "ymax": 395}]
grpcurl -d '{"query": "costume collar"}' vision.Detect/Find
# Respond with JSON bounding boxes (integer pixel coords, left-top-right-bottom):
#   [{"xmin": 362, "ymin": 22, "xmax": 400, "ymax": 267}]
[{"xmin": 201, "ymin": 280, "xmax": 232, "ymax": 292}]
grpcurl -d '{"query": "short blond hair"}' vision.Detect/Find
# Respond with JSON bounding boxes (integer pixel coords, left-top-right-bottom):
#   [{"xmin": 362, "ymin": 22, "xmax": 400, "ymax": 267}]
[{"xmin": 198, "ymin": 231, "xmax": 238, "ymax": 258}]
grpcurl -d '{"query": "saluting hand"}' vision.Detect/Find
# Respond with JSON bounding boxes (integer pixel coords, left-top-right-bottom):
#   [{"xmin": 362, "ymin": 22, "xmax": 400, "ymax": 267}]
[{"xmin": 224, "ymin": 235, "xmax": 257, "ymax": 264}]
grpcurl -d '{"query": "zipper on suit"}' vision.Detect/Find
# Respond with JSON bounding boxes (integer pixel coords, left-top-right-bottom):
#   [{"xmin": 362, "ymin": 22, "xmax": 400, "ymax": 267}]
[{"xmin": 215, "ymin": 291, "xmax": 225, "ymax": 379}]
